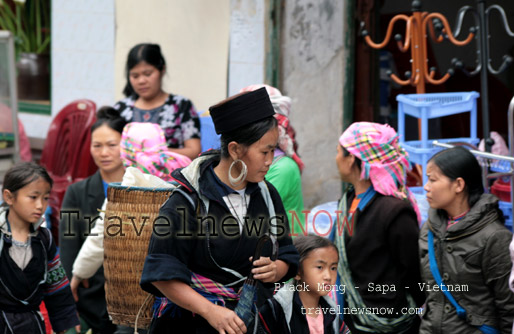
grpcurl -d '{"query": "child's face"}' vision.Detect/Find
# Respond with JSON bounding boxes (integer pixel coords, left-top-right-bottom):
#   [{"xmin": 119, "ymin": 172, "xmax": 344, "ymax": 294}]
[
  {"xmin": 4, "ymin": 177, "xmax": 51, "ymax": 225},
  {"xmin": 296, "ymin": 246, "xmax": 338, "ymax": 298}
]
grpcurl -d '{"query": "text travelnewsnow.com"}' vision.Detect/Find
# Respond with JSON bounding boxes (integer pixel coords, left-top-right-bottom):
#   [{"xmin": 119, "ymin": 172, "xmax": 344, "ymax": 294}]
[{"xmin": 301, "ymin": 305, "xmax": 423, "ymax": 316}]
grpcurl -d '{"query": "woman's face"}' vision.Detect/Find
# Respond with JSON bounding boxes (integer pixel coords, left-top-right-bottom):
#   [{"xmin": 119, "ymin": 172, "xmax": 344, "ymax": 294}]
[
  {"xmin": 239, "ymin": 127, "xmax": 279, "ymax": 184},
  {"xmin": 424, "ymin": 161, "xmax": 460, "ymax": 211},
  {"xmin": 128, "ymin": 61, "xmax": 163, "ymax": 100},
  {"xmin": 90, "ymin": 124, "xmax": 123, "ymax": 174},
  {"xmin": 335, "ymin": 145, "xmax": 355, "ymax": 181}
]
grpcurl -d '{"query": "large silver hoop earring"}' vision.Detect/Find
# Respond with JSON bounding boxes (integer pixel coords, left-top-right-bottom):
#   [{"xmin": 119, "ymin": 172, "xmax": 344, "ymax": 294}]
[{"xmin": 228, "ymin": 159, "xmax": 248, "ymax": 187}]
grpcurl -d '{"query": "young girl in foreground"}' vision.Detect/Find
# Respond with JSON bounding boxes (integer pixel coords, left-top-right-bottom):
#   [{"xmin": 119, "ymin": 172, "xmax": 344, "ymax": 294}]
[
  {"xmin": 0, "ymin": 163, "xmax": 78, "ymax": 333},
  {"xmin": 258, "ymin": 235, "xmax": 348, "ymax": 334}
]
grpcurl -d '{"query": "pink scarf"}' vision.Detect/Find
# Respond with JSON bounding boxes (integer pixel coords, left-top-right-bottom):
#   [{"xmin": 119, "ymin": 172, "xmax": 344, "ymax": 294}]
[{"xmin": 120, "ymin": 122, "xmax": 191, "ymax": 181}]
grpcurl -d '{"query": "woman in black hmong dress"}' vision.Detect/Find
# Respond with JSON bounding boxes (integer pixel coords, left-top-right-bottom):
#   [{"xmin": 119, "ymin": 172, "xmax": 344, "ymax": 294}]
[{"xmin": 140, "ymin": 88, "xmax": 299, "ymax": 334}]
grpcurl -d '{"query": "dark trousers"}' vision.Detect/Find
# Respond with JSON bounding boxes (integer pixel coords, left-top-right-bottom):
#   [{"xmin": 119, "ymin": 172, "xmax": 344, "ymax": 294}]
[{"xmin": 0, "ymin": 310, "xmax": 46, "ymax": 334}]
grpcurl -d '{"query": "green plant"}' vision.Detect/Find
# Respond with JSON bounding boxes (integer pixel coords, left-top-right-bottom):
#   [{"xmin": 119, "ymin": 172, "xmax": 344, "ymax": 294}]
[{"xmin": 0, "ymin": 0, "xmax": 50, "ymax": 55}]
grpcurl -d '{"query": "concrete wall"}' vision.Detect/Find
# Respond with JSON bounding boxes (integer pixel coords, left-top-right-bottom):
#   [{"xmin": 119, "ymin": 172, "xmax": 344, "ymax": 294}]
[
  {"xmin": 228, "ymin": 0, "xmax": 267, "ymax": 96},
  {"xmin": 23, "ymin": 0, "xmax": 230, "ymax": 140},
  {"xmin": 114, "ymin": 0, "xmax": 230, "ymax": 112},
  {"xmin": 21, "ymin": 0, "xmax": 115, "ymax": 139},
  {"xmin": 282, "ymin": 0, "xmax": 346, "ymax": 208}
]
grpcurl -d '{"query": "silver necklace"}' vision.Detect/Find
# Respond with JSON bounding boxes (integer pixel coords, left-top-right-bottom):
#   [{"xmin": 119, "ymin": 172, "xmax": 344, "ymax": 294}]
[{"xmin": 11, "ymin": 236, "xmax": 31, "ymax": 269}]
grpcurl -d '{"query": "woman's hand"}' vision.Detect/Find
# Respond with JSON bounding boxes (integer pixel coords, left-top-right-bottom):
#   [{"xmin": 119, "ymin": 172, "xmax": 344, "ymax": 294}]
[
  {"xmin": 154, "ymin": 280, "xmax": 247, "ymax": 333},
  {"xmin": 251, "ymin": 257, "xmax": 277, "ymax": 282},
  {"xmin": 70, "ymin": 275, "xmax": 89, "ymax": 302},
  {"xmin": 202, "ymin": 303, "xmax": 247, "ymax": 334},
  {"xmin": 251, "ymin": 257, "xmax": 289, "ymax": 283}
]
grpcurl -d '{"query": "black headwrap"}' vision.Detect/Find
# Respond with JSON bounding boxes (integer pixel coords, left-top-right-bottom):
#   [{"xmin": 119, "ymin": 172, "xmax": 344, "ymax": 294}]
[{"xmin": 209, "ymin": 87, "xmax": 275, "ymax": 134}]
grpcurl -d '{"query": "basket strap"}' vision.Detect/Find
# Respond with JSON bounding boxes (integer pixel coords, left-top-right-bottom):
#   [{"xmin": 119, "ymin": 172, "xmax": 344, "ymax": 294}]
[
  {"xmin": 198, "ymin": 193, "xmax": 210, "ymax": 216},
  {"xmin": 175, "ymin": 187, "xmax": 242, "ymax": 282},
  {"xmin": 172, "ymin": 187, "xmax": 210, "ymax": 215},
  {"xmin": 172, "ymin": 188, "xmax": 196, "ymax": 208},
  {"xmin": 210, "ymin": 182, "xmax": 276, "ymax": 280},
  {"xmin": 258, "ymin": 181, "xmax": 277, "ymax": 236}
]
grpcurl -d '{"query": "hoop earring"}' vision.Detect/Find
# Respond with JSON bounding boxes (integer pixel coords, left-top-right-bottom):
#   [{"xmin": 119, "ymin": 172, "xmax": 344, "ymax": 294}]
[{"xmin": 228, "ymin": 159, "xmax": 248, "ymax": 187}]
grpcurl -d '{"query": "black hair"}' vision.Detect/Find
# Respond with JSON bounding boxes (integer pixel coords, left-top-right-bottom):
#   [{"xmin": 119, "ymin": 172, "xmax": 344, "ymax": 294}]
[
  {"xmin": 428, "ymin": 146, "xmax": 484, "ymax": 208},
  {"xmin": 123, "ymin": 43, "xmax": 166, "ymax": 97},
  {"xmin": 2, "ymin": 162, "xmax": 53, "ymax": 197},
  {"xmin": 91, "ymin": 106, "xmax": 127, "ymax": 135},
  {"xmin": 220, "ymin": 116, "xmax": 278, "ymax": 158},
  {"xmin": 293, "ymin": 235, "xmax": 338, "ymax": 274},
  {"xmin": 342, "ymin": 146, "xmax": 362, "ymax": 171}
]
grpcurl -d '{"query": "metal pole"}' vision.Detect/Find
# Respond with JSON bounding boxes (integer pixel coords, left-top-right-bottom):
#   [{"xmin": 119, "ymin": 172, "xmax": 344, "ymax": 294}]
[
  {"xmin": 508, "ymin": 96, "xmax": 514, "ymax": 223},
  {"xmin": 477, "ymin": 0, "xmax": 491, "ymax": 152},
  {"xmin": 412, "ymin": 1, "xmax": 424, "ymax": 139},
  {"xmin": 433, "ymin": 140, "xmax": 513, "ymax": 195},
  {"xmin": 433, "ymin": 141, "xmax": 514, "ymax": 162}
]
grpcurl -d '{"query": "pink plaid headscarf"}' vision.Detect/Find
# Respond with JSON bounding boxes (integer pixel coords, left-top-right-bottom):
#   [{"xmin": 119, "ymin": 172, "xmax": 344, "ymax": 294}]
[
  {"xmin": 339, "ymin": 122, "xmax": 421, "ymax": 223},
  {"xmin": 239, "ymin": 84, "xmax": 304, "ymax": 172},
  {"xmin": 120, "ymin": 122, "xmax": 191, "ymax": 181}
]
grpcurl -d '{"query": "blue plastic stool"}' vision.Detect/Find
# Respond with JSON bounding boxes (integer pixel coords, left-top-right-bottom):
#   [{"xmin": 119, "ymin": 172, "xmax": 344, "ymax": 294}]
[
  {"xmin": 397, "ymin": 92, "xmax": 480, "ymax": 185},
  {"xmin": 200, "ymin": 115, "xmax": 220, "ymax": 152},
  {"xmin": 307, "ymin": 201, "xmax": 339, "ymax": 237}
]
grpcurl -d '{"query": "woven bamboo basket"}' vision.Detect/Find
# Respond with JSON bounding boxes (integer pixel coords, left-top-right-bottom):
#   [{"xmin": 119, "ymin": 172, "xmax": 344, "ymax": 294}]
[{"xmin": 103, "ymin": 183, "xmax": 174, "ymax": 329}]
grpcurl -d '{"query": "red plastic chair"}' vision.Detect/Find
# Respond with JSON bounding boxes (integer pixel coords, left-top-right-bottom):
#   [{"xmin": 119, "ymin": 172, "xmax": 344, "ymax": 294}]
[
  {"xmin": 40, "ymin": 100, "xmax": 98, "ymax": 240},
  {"xmin": 40, "ymin": 99, "xmax": 97, "ymax": 180}
]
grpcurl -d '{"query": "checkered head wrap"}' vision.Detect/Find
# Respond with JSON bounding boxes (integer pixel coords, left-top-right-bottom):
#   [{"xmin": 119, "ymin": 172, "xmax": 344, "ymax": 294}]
[{"xmin": 339, "ymin": 122, "xmax": 421, "ymax": 222}]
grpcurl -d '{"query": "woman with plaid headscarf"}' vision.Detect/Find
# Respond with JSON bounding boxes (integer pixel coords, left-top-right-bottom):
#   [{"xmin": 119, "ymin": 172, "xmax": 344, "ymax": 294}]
[{"xmin": 331, "ymin": 122, "xmax": 425, "ymax": 334}]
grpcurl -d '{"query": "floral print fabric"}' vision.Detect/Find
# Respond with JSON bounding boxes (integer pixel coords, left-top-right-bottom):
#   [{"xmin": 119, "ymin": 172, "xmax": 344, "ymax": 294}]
[{"xmin": 114, "ymin": 93, "xmax": 201, "ymax": 149}]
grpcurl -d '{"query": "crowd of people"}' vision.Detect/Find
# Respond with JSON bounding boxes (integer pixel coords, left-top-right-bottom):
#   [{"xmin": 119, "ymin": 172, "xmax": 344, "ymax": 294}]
[{"xmin": 0, "ymin": 42, "xmax": 514, "ymax": 334}]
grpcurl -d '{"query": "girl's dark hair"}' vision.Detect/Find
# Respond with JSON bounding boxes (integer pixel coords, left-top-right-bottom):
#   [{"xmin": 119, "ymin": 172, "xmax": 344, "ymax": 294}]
[
  {"xmin": 3, "ymin": 162, "xmax": 53, "ymax": 196},
  {"xmin": 123, "ymin": 43, "xmax": 166, "ymax": 97},
  {"xmin": 293, "ymin": 235, "xmax": 338, "ymax": 273},
  {"xmin": 220, "ymin": 116, "xmax": 278, "ymax": 158},
  {"xmin": 428, "ymin": 146, "xmax": 484, "ymax": 208},
  {"xmin": 342, "ymin": 146, "xmax": 362, "ymax": 171},
  {"xmin": 91, "ymin": 106, "xmax": 127, "ymax": 135}
]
